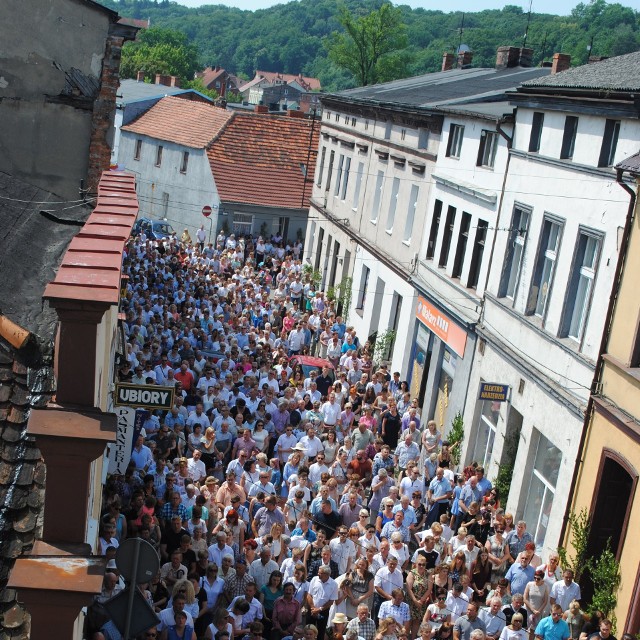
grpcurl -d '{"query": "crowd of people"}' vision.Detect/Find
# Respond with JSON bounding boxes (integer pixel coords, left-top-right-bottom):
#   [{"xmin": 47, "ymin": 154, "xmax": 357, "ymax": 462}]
[{"xmin": 91, "ymin": 229, "xmax": 619, "ymax": 640}]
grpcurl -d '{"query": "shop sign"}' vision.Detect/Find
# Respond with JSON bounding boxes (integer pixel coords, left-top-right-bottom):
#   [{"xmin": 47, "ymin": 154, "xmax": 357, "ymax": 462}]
[
  {"xmin": 114, "ymin": 383, "xmax": 175, "ymax": 409},
  {"xmin": 478, "ymin": 382, "xmax": 510, "ymax": 402},
  {"xmin": 416, "ymin": 295, "xmax": 467, "ymax": 357}
]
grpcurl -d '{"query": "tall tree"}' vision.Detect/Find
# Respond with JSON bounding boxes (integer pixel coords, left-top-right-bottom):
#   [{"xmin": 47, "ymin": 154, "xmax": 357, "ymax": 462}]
[{"xmin": 327, "ymin": 3, "xmax": 408, "ymax": 87}]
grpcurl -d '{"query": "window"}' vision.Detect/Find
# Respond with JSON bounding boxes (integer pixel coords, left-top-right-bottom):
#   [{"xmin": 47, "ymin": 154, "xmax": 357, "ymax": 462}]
[
  {"xmin": 426, "ymin": 200, "xmax": 442, "ymax": 260},
  {"xmin": 233, "ymin": 213, "xmax": 253, "ymax": 235},
  {"xmin": 340, "ymin": 157, "xmax": 351, "ymax": 200},
  {"xmin": 316, "ymin": 146, "xmax": 326, "ymax": 187},
  {"xmin": 598, "ymin": 119, "xmax": 620, "ymax": 167},
  {"xmin": 527, "ymin": 218, "xmax": 563, "ymax": 317},
  {"xmin": 326, "ymin": 111, "xmax": 331, "ymax": 120},
  {"xmin": 418, "ymin": 128, "xmax": 429, "ymax": 150},
  {"xmin": 562, "ymin": 230, "xmax": 601, "ymax": 342},
  {"xmin": 401, "ymin": 129, "xmax": 406, "ymax": 141},
  {"xmin": 180, "ymin": 151, "xmax": 189, "ymax": 174},
  {"xmin": 477, "ymin": 130, "xmax": 498, "ymax": 168},
  {"xmin": 452, "ymin": 212, "xmax": 471, "ymax": 279},
  {"xmin": 351, "ymin": 117, "xmax": 356, "ymax": 127},
  {"xmin": 446, "ymin": 124, "xmax": 464, "ymax": 158},
  {"xmin": 356, "ymin": 265, "xmax": 370, "ymax": 310},
  {"xmin": 384, "ymin": 121, "xmax": 392, "ymax": 140},
  {"xmin": 439, "ymin": 205, "xmax": 456, "ymax": 268},
  {"xmin": 352, "ymin": 162, "xmax": 364, "ymax": 210},
  {"xmin": 335, "ymin": 113, "xmax": 340, "ymax": 122},
  {"xmin": 500, "ymin": 205, "xmax": 531, "ymax": 300},
  {"xmin": 325, "ymin": 150, "xmax": 335, "ymax": 192},
  {"xmin": 365, "ymin": 120, "xmax": 369, "ymax": 131},
  {"xmin": 472, "ymin": 396, "xmax": 501, "ymax": 469},
  {"xmin": 529, "ymin": 112, "xmax": 544, "ymax": 152},
  {"xmin": 386, "ymin": 177, "xmax": 400, "ymax": 233},
  {"xmin": 560, "ymin": 116, "xmax": 578, "ymax": 160},
  {"xmin": 371, "ymin": 170, "xmax": 384, "ymax": 223},
  {"xmin": 134, "ymin": 139, "xmax": 142, "ymax": 160},
  {"xmin": 467, "ymin": 220, "xmax": 488, "ymax": 290},
  {"xmin": 155, "ymin": 145, "xmax": 163, "ymax": 167},
  {"xmin": 403, "ymin": 185, "xmax": 419, "ymax": 243},
  {"xmin": 334, "ymin": 155, "xmax": 344, "ymax": 196},
  {"xmin": 522, "ymin": 431, "xmax": 562, "ymax": 550}
]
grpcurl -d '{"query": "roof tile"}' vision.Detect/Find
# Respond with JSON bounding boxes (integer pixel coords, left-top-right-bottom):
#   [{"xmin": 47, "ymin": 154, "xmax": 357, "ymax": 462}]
[
  {"xmin": 208, "ymin": 112, "xmax": 320, "ymax": 210},
  {"xmin": 122, "ymin": 95, "xmax": 232, "ymax": 148}
]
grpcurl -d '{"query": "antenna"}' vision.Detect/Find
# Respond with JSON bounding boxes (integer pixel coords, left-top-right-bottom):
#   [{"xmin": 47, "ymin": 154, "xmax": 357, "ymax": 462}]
[
  {"xmin": 458, "ymin": 13, "xmax": 465, "ymax": 53},
  {"xmin": 523, "ymin": 0, "xmax": 533, "ymax": 48}
]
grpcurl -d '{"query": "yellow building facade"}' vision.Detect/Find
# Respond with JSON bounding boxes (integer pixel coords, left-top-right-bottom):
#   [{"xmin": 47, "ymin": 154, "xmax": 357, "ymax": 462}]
[{"xmin": 565, "ymin": 157, "xmax": 640, "ymax": 633}]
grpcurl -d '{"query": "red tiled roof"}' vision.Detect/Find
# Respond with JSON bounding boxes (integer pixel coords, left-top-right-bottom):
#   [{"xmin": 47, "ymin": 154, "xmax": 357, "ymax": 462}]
[
  {"xmin": 207, "ymin": 112, "xmax": 320, "ymax": 210},
  {"xmin": 44, "ymin": 171, "xmax": 139, "ymax": 306},
  {"xmin": 254, "ymin": 70, "xmax": 321, "ymax": 91},
  {"xmin": 198, "ymin": 66, "xmax": 227, "ymax": 89},
  {"xmin": 121, "ymin": 95, "xmax": 232, "ymax": 148}
]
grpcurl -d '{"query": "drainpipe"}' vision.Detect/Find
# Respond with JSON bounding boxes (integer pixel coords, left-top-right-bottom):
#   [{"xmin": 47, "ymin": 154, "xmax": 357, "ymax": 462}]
[{"xmin": 559, "ymin": 168, "xmax": 637, "ymax": 544}]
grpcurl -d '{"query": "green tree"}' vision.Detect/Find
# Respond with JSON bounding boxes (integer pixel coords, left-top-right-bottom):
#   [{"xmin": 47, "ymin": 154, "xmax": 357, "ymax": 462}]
[
  {"xmin": 326, "ymin": 2, "xmax": 408, "ymax": 86},
  {"xmin": 120, "ymin": 26, "xmax": 201, "ymax": 85}
]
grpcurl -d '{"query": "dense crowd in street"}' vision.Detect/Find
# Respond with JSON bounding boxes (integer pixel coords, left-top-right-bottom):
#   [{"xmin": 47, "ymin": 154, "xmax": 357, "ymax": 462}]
[{"xmin": 91, "ymin": 228, "xmax": 617, "ymax": 640}]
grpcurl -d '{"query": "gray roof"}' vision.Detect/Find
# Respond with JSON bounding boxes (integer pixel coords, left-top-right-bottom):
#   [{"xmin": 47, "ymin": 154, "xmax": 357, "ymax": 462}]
[
  {"xmin": 117, "ymin": 79, "xmax": 196, "ymax": 105},
  {"xmin": 332, "ymin": 66, "xmax": 550, "ymax": 110},
  {"xmin": 523, "ymin": 50, "xmax": 640, "ymax": 91},
  {"xmin": 617, "ymin": 151, "xmax": 640, "ymax": 174}
]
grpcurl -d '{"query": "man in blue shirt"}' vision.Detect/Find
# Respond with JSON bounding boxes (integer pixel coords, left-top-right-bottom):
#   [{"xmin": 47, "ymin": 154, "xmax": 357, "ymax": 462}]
[
  {"xmin": 505, "ymin": 554, "xmax": 535, "ymax": 596},
  {"xmin": 534, "ymin": 605, "xmax": 570, "ymax": 640}
]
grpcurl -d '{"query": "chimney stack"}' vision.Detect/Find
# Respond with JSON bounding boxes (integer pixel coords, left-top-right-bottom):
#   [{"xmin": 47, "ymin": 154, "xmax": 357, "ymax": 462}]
[
  {"xmin": 519, "ymin": 47, "xmax": 533, "ymax": 68},
  {"xmin": 155, "ymin": 73, "xmax": 172, "ymax": 86},
  {"xmin": 136, "ymin": 70, "xmax": 145, "ymax": 82},
  {"xmin": 254, "ymin": 104, "xmax": 269, "ymax": 114},
  {"xmin": 288, "ymin": 108, "xmax": 304, "ymax": 119},
  {"xmin": 588, "ymin": 56, "xmax": 608, "ymax": 64},
  {"xmin": 551, "ymin": 53, "xmax": 571, "ymax": 74},
  {"xmin": 496, "ymin": 46, "xmax": 520, "ymax": 69},
  {"xmin": 442, "ymin": 52, "xmax": 455, "ymax": 72},
  {"xmin": 457, "ymin": 51, "xmax": 473, "ymax": 69},
  {"xmin": 169, "ymin": 75, "xmax": 181, "ymax": 87}
]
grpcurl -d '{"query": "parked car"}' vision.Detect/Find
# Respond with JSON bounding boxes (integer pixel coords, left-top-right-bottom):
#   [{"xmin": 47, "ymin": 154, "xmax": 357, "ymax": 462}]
[
  {"xmin": 132, "ymin": 217, "xmax": 175, "ymax": 240},
  {"xmin": 289, "ymin": 355, "xmax": 335, "ymax": 381}
]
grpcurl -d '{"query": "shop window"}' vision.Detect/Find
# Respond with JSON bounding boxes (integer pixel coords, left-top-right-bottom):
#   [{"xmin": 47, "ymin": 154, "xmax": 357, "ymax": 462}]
[
  {"xmin": 435, "ymin": 349, "xmax": 457, "ymax": 432},
  {"xmin": 522, "ymin": 430, "xmax": 562, "ymax": 550}
]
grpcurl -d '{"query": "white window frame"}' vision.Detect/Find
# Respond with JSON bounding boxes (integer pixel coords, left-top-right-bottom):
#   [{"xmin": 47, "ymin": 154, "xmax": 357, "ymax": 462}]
[
  {"xmin": 446, "ymin": 124, "xmax": 465, "ymax": 159},
  {"xmin": 334, "ymin": 154, "xmax": 344, "ymax": 197},
  {"xmin": 385, "ymin": 177, "xmax": 400, "ymax": 233},
  {"xmin": 403, "ymin": 184, "xmax": 419, "ymax": 244},
  {"xmin": 352, "ymin": 162, "xmax": 364, "ymax": 211},
  {"xmin": 340, "ymin": 157, "xmax": 351, "ymax": 200},
  {"xmin": 371, "ymin": 170, "xmax": 384, "ymax": 224}
]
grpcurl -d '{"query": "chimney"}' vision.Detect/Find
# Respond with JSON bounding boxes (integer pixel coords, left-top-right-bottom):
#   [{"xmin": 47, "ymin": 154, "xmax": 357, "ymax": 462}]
[
  {"xmin": 169, "ymin": 75, "xmax": 181, "ymax": 87},
  {"xmin": 215, "ymin": 65, "xmax": 220, "ymax": 72},
  {"xmin": 496, "ymin": 46, "xmax": 520, "ymax": 69},
  {"xmin": 254, "ymin": 104, "xmax": 269, "ymax": 114},
  {"xmin": 155, "ymin": 73, "xmax": 171, "ymax": 86},
  {"xmin": 551, "ymin": 53, "xmax": 571, "ymax": 74},
  {"xmin": 457, "ymin": 51, "xmax": 473, "ymax": 69},
  {"xmin": 519, "ymin": 47, "xmax": 533, "ymax": 68},
  {"xmin": 589, "ymin": 56, "xmax": 608, "ymax": 64},
  {"xmin": 288, "ymin": 108, "xmax": 304, "ymax": 119},
  {"xmin": 442, "ymin": 52, "xmax": 455, "ymax": 72},
  {"xmin": 136, "ymin": 70, "xmax": 145, "ymax": 82}
]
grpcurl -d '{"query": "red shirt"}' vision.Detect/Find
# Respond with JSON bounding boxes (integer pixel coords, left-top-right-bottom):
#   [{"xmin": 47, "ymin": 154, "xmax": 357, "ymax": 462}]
[{"xmin": 175, "ymin": 370, "xmax": 194, "ymax": 391}]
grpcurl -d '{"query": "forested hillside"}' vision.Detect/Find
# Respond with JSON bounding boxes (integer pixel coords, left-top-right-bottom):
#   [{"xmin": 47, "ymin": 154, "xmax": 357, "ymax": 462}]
[{"xmin": 104, "ymin": 0, "xmax": 640, "ymax": 90}]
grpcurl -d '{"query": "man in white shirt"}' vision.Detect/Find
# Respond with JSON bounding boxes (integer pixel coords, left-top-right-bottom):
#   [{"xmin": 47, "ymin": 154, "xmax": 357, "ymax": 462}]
[
  {"xmin": 299, "ymin": 427, "xmax": 324, "ymax": 460},
  {"xmin": 308, "ymin": 454, "xmax": 329, "ymax": 485},
  {"xmin": 249, "ymin": 546, "xmax": 279, "ymax": 590},
  {"xmin": 187, "ymin": 450, "xmax": 207, "ymax": 483},
  {"xmin": 446, "ymin": 583, "xmax": 470, "ymax": 619},
  {"xmin": 308, "ymin": 566, "xmax": 338, "ymax": 639},
  {"xmin": 373, "ymin": 555, "xmax": 404, "ymax": 621},
  {"xmin": 321, "ymin": 394, "xmax": 341, "ymax": 428},
  {"xmin": 157, "ymin": 595, "xmax": 194, "ymax": 631},
  {"xmin": 329, "ymin": 527, "xmax": 356, "ymax": 574},
  {"xmin": 550, "ymin": 570, "xmax": 581, "ymax": 612},
  {"xmin": 276, "ymin": 427, "xmax": 299, "ymax": 464}
]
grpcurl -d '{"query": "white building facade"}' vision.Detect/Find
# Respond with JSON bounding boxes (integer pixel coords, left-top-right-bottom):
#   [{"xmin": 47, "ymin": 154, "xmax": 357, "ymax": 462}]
[{"xmin": 461, "ymin": 56, "xmax": 640, "ymax": 556}]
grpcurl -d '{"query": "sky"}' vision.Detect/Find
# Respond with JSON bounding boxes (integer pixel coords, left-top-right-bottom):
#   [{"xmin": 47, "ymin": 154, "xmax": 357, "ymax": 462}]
[{"xmin": 177, "ymin": 0, "xmax": 640, "ymax": 13}]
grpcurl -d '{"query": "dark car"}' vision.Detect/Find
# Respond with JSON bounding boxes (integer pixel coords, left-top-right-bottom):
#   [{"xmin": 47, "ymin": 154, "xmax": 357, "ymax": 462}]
[{"xmin": 132, "ymin": 217, "xmax": 175, "ymax": 240}]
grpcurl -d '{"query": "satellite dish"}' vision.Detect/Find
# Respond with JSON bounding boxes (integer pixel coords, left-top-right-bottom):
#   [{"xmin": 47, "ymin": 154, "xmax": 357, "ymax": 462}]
[{"xmin": 457, "ymin": 44, "xmax": 471, "ymax": 53}]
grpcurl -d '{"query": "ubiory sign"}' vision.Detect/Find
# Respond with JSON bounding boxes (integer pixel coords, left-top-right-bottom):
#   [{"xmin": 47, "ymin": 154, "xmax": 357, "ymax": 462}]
[{"xmin": 114, "ymin": 383, "xmax": 175, "ymax": 410}]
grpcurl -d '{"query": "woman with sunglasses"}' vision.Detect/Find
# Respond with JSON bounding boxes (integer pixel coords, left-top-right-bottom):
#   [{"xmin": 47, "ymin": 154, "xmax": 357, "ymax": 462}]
[
  {"xmin": 407, "ymin": 555, "xmax": 431, "ymax": 637},
  {"xmin": 498, "ymin": 613, "xmax": 528, "ymax": 640},
  {"xmin": 523, "ymin": 570, "xmax": 549, "ymax": 631},
  {"xmin": 424, "ymin": 588, "xmax": 452, "ymax": 631},
  {"xmin": 375, "ymin": 499, "xmax": 396, "ymax": 537},
  {"xmin": 486, "ymin": 524, "xmax": 509, "ymax": 582}
]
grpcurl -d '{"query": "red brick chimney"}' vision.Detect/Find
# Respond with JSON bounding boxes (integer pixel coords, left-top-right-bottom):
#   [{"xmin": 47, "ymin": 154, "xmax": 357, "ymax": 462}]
[
  {"xmin": 457, "ymin": 51, "xmax": 473, "ymax": 69},
  {"xmin": 519, "ymin": 47, "xmax": 533, "ymax": 68},
  {"xmin": 288, "ymin": 109, "xmax": 304, "ymax": 118},
  {"xmin": 254, "ymin": 104, "xmax": 269, "ymax": 114},
  {"xmin": 551, "ymin": 53, "xmax": 571, "ymax": 74},
  {"xmin": 496, "ymin": 46, "xmax": 520, "ymax": 70},
  {"xmin": 442, "ymin": 52, "xmax": 455, "ymax": 71},
  {"xmin": 169, "ymin": 75, "xmax": 181, "ymax": 87},
  {"xmin": 155, "ymin": 73, "xmax": 171, "ymax": 86},
  {"xmin": 136, "ymin": 70, "xmax": 145, "ymax": 82}
]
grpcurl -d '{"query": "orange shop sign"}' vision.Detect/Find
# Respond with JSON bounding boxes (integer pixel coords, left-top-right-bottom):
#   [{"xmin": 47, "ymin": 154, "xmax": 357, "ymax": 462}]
[{"xmin": 416, "ymin": 296, "xmax": 467, "ymax": 358}]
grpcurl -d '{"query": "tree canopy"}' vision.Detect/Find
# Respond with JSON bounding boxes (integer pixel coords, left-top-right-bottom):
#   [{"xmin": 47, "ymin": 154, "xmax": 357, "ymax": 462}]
[
  {"xmin": 327, "ymin": 3, "xmax": 408, "ymax": 86},
  {"xmin": 105, "ymin": 0, "xmax": 640, "ymax": 91}
]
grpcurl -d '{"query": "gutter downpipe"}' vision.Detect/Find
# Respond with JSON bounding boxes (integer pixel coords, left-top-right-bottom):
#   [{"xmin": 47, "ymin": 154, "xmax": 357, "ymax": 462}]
[{"xmin": 558, "ymin": 168, "xmax": 637, "ymax": 545}]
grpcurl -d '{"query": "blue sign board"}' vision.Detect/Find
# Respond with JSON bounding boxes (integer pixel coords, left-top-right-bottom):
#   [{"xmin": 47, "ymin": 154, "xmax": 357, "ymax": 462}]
[{"xmin": 478, "ymin": 382, "xmax": 510, "ymax": 402}]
